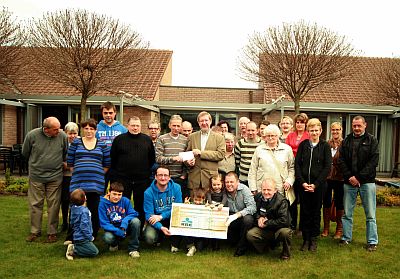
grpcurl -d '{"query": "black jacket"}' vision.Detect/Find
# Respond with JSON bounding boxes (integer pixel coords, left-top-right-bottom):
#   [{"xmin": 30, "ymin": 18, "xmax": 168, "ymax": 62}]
[
  {"xmin": 254, "ymin": 192, "xmax": 290, "ymax": 231},
  {"xmin": 338, "ymin": 132, "xmax": 379, "ymax": 184},
  {"xmin": 295, "ymin": 139, "xmax": 332, "ymax": 189}
]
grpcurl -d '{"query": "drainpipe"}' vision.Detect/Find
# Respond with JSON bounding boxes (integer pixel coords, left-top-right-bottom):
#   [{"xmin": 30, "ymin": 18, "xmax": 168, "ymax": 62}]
[{"xmin": 249, "ymin": 90, "xmax": 253, "ymax": 119}]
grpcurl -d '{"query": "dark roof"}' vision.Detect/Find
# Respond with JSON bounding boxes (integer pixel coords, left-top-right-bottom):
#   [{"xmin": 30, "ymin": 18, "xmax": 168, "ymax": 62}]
[
  {"xmin": 264, "ymin": 56, "xmax": 397, "ymax": 106},
  {"xmin": 0, "ymin": 48, "xmax": 172, "ymax": 100}
]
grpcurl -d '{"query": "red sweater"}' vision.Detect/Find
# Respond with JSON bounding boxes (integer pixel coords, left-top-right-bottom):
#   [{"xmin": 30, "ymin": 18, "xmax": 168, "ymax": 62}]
[{"xmin": 285, "ymin": 131, "xmax": 310, "ymax": 157}]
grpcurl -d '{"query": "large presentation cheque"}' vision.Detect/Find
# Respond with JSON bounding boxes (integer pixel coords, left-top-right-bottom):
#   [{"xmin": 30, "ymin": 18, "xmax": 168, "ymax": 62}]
[{"xmin": 170, "ymin": 203, "xmax": 229, "ymax": 239}]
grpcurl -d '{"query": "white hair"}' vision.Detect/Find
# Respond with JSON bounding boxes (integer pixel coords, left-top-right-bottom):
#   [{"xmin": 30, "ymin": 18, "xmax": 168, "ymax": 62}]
[{"xmin": 263, "ymin": 124, "xmax": 281, "ymax": 137}]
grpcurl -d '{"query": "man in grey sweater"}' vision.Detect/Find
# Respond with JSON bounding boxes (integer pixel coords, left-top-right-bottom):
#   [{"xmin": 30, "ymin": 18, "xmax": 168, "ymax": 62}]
[
  {"xmin": 225, "ymin": 171, "xmax": 256, "ymax": 257},
  {"xmin": 23, "ymin": 117, "xmax": 68, "ymax": 243}
]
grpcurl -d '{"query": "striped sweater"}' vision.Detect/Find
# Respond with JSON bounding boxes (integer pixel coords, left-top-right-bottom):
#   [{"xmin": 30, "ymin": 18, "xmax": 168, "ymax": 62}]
[
  {"xmin": 234, "ymin": 137, "xmax": 262, "ymax": 182},
  {"xmin": 155, "ymin": 133, "xmax": 188, "ymax": 178},
  {"xmin": 68, "ymin": 138, "xmax": 111, "ymax": 194}
]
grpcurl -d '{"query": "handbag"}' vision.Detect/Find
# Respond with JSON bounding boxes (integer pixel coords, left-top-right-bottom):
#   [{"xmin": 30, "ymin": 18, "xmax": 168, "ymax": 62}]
[{"xmin": 269, "ymin": 150, "xmax": 295, "ymax": 205}]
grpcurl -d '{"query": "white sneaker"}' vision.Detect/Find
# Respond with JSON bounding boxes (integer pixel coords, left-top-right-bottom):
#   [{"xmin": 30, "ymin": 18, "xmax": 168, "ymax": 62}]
[
  {"xmin": 63, "ymin": 240, "xmax": 72, "ymax": 246},
  {"xmin": 171, "ymin": 246, "xmax": 179, "ymax": 253},
  {"xmin": 129, "ymin": 251, "xmax": 140, "ymax": 258},
  {"xmin": 109, "ymin": 245, "xmax": 119, "ymax": 252},
  {"xmin": 66, "ymin": 244, "xmax": 74, "ymax": 260},
  {"xmin": 186, "ymin": 245, "xmax": 196, "ymax": 257}
]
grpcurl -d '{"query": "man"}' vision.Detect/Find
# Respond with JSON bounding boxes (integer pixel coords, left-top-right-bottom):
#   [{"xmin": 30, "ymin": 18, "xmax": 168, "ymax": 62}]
[
  {"xmin": 96, "ymin": 101, "xmax": 127, "ymax": 148},
  {"xmin": 148, "ymin": 120, "xmax": 160, "ymax": 147},
  {"xmin": 156, "ymin": 115, "xmax": 190, "ymax": 199},
  {"xmin": 109, "ymin": 116, "xmax": 155, "ymax": 225},
  {"xmin": 238, "ymin": 116, "xmax": 250, "ymax": 140},
  {"xmin": 225, "ymin": 172, "xmax": 256, "ymax": 256},
  {"xmin": 186, "ymin": 111, "xmax": 225, "ymax": 191},
  {"xmin": 258, "ymin": 119, "xmax": 270, "ymax": 139},
  {"xmin": 217, "ymin": 120, "xmax": 230, "ymax": 135},
  {"xmin": 181, "ymin": 121, "xmax": 193, "ymax": 138},
  {"xmin": 143, "ymin": 166, "xmax": 196, "ymax": 256},
  {"xmin": 23, "ymin": 117, "xmax": 68, "ymax": 242},
  {"xmin": 338, "ymin": 115, "xmax": 379, "ymax": 252},
  {"xmin": 234, "ymin": 121, "xmax": 263, "ymax": 186},
  {"xmin": 247, "ymin": 178, "xmax": 292, "ymax": 260}
]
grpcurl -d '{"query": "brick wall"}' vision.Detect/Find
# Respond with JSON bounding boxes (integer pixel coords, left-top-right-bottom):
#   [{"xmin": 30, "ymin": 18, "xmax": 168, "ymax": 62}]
[
  {"xmin": 2, "ymin": 105, "xmax": 17, "ymax": 146},
  {"xmin": 123, "ymin": 106, "xmax": 159, "ymax": 136}
]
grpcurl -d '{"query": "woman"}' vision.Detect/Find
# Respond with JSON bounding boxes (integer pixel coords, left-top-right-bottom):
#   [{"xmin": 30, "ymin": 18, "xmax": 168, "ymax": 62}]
[
  {"xmin": 60, "ymin": 122, "xmax": 79, "ymax": 232},
  {"xmin": 218, "ymin": 132, "xmax": 236, "ymax": 176},
  {"xmin": 295, "ymin": 118, "xmax": 331, "ymax": 252},
  {"xmin": 68, "ymin": 119, "xmax": 111, "ymax": 238},
  {"xmin": 285, "ymin": 113, "xmax": 310, "ymax": 231},
  {"xmin": 279, "ymin": 116, "xmax": 293, "ymax": 143},
  {"xmin": 248, "ymin": 124, "xmax": 295, "ymax": 199},
  {"xmin": 321, "ymin": 122, "xmax": 344, "ymax": 239}
]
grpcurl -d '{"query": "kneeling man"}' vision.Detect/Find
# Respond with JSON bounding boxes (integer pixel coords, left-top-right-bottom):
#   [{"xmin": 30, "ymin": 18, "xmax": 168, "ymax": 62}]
[{"xmin": 247, "ymin": 178, "xmax": 292, "ymax": 260}]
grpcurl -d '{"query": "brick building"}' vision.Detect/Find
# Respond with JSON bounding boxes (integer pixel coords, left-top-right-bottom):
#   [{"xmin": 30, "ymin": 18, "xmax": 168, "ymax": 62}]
[{"xmin": 0, "ymin": 50, "xmax": 399, "ymax": 173}]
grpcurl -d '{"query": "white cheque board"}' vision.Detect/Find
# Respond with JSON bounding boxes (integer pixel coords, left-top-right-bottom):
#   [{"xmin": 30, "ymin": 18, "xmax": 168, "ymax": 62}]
[{"xmin": 170, "ymin": 203, "xmax": 229, "ymax": 239}]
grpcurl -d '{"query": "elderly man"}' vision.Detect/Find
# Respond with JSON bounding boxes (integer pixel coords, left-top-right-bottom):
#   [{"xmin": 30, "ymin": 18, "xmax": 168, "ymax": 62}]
[
  {"xmin": 186, "ymin": 111, "xmax": 225, "ymax": 191},
  {"xmin": 225, "ymin": 172, "xmax": 256, "ymax": 257},
  {"xmin": 156, "ymin": 115, "xmax": 190, "ymax": 199},
  {"xmin": 338, "ymin": 115, "xmax": 379, "ymax": 252},
  {"xmin": 110, "ymin": 116, "xmax": 155, "ymax": 225},
  {"xmin": 247, "ymin": 178, "xmax": 292, "ymax": 260},
  {"xmin": 237, "ymin": 116, "xmax": 250, "ymax": 140},
  {"xmin": 181, "ymin": 121, "xmax": 193, "ymax": 138},
  {"xmin": 23, "ymin": 117, "xmax": 68, "ymax": 242}
]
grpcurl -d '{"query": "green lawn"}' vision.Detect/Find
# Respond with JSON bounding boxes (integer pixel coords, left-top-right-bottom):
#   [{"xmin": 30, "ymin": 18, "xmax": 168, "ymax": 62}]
[{"xmin": 0, "ymin": 195, "xmax": 399, "ymax": 279}]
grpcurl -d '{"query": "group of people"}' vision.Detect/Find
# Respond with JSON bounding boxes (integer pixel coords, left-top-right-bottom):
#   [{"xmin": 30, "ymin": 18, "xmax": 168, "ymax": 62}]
[{"xmin": 22, "ymin": 101, "xmax": 379, "ymax": 261}]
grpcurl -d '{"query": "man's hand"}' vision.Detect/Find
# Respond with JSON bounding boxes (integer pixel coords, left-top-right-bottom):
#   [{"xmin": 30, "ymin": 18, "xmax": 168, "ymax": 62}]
[
  {"xmin": 172, "ymin": 156, "xmax": 182, "ymax": 162},
  {"xmin": 184, "ymin": 158, "xmax": 195, "ymax": 167},
  {"xmin": 303, "ymin": 183, "xmax": 314, "ymax": 192},
  {"xmin": 192, "ymin": 149, "xmax": 201, "ymax": 156},
  {"xmin": 225, "ymin": 213, "xmax": 240, "ymax": 227},
  {"xmin": 349, "ymin": 176, "xmax": 360, "ymax": 187},
  {"xmin": 184, "ymin": 197, "xmax": 191, "ymax": 204},
  {"xmin": 160, "ymin": 226, "xmax": 171, "ymax": 236},
  {"xmin": 148, "ymin": 215, "xmax": 162, "ymax": 225},
  {"xmin": 258, "ymin": 217, "xmax": 267, "ymax": 228}
]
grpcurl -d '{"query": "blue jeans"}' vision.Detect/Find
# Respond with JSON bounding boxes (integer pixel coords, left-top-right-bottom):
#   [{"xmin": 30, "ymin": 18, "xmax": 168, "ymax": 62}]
[
  {"xmin": 74, "ymin": 240, "xmax": 99, "ymax": 257},
  {"xmin": 103, "ymin": 218, "xmax": 141, "ymax": 252},
  {"xmin": 342, "ymin": 183, "xmax": 378, "ymax": 244}
]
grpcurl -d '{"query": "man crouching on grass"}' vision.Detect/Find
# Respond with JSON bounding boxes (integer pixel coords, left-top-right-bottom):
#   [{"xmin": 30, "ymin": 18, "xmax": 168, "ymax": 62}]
[{"xmin": 98, "ymin": 182, "xmax": 141, "ymax": 258}]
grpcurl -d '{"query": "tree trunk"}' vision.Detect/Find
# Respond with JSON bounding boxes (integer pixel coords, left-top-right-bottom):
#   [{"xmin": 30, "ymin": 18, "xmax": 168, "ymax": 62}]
[
  {"xmin": 80, "ymin": 96, "xmax": 88, "ymax": 123},
  {"xmin": 294, "ymin": 97, "xmax": 301, "ymax": 114}
]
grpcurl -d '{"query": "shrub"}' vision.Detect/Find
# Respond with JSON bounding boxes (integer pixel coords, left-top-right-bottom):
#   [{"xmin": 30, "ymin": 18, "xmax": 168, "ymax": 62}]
[
  {"xmin": 376, "ymin": 187, "xmax": 400, "ymax": 206},
  {"xmin": 0, "ymin": 169, "xmax": 29, "ymax": 195}
]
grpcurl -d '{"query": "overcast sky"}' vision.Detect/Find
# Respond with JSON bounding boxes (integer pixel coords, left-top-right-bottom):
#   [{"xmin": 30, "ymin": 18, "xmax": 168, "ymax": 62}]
[{"xmin": 3, "ymin": 0, "xmax": 400, "ymax": 88}]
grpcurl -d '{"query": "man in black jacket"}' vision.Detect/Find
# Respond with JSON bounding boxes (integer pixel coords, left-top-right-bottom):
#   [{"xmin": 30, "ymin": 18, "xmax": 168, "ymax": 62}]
[
  {"xmin": 338, "ymin": 115, "xmax": 379, "ymax": 252},
  {"xmin": 246, "ymin": 178, "xmax": 292, "ymax": 260}
]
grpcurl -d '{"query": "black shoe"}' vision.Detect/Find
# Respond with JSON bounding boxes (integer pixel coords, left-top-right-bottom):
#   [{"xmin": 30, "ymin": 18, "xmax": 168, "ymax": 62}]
[
  {"xmin": 300, "ymin": 240, "xmax": 309, "ymax": 251},
  {"xmin": 339, "ymin": 240, "xmax": 350, "ymax": 247},
  {"xmin": 309, "ymin": 240, "xmax": 317, "ymax": 252},
  {"xmin": 234, "ymin": 248, "xmax": 246, "ymax": 257},
  {"xmin": 366, "ymin": 244, "xmax": 377, "ymax": 252}
]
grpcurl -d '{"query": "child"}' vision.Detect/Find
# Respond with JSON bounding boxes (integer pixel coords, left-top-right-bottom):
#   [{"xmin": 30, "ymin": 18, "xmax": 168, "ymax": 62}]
[
  {"xmin": 206, "ymin": 174, "xmax": 228, "ymax": 250},
  {"xmin": 98, "ymin": 182, "xmax": 141, "ymax": 258},
  {"xmin": 206, "ymin": 174, "xmax": 228, "ymax": 210},
  {"xmin": 65, "ymin": 189, "xmax": 99, "ymax": 260}
]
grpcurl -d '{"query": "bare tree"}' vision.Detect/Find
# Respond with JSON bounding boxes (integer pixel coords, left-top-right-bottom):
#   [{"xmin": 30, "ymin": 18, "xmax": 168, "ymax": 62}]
[
  {"xmin": 0, "ymin": 6, "xmax": 24, "ymax": 93},
  {"xmin": 27, "ymin": 9, "xmax": 149, "ymax": 122},
  {"xmin": 370, "ymin": 57, "xmax": 400, "ymax": 106},
  {"xmin": 239, "ymin": 21, "xmax": 359, "ymax": 113}
]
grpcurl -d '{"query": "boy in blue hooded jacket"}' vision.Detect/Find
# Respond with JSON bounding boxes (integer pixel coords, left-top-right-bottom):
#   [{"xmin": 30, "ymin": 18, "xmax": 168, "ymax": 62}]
[{"xmin": 98, "ymin": 182, "xmax": 141, "ymax": 258}]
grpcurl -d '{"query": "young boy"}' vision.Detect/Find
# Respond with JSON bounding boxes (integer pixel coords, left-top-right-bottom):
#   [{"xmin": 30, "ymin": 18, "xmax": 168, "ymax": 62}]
[
  {"xmin": 66, "ymin": 189, "xmax": 99, "ymax": 260},
  {"xmin": 98, "ymin": 182, "xmax": 141, "ymax": 258}
]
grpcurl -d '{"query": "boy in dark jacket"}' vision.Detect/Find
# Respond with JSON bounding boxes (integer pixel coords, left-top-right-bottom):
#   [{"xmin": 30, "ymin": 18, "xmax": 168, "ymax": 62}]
[
  {"xmin": 98, "ymin": 182, "xmax": 141, "ymax": 258},
  {"xmin": 246, "ymin": 178, "xmax": 292, "ymax": 260},
  {"xmin": 66, "ymin": 189, "xmax": 98, "ymax": 260}
]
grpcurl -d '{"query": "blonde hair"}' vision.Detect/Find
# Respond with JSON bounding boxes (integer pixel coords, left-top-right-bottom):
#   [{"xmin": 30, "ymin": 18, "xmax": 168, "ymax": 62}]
[{"xmin": 306, "ymin": 118, "xmax": 322, "ymax": 130}]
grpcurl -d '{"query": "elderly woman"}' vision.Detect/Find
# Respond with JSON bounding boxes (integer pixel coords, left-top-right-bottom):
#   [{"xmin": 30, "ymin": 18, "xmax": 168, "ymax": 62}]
[
  {"xmin": 68, "ymin": 119, "xmax": 111, "ymax": 238},
  {"xmin": 218, "ymin": 132, "xmax": 236, "ymax": 176},
  {"xmin": 279, "ymin": 116, "xmax": 294, "ymax": 143},
  {"xmin": 248, "ymin": 124, "xmax": 295, "ymax": 200},
  {"xmin": 60, "ymin": 122, "xmax": 79, "ymax": 232},
  {"xmin": 295, "ymin": 118, "xmax": 331, "ymax": 252},
  {"xmin": 321, "ymin": 122, "xmax": 344, "ymax": 239}
]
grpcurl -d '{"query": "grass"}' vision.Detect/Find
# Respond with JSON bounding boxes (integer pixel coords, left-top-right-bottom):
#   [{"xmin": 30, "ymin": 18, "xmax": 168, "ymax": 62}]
[{"xmin": 0, "ymin": 195, "xmax": 399, "ymax": 279}]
